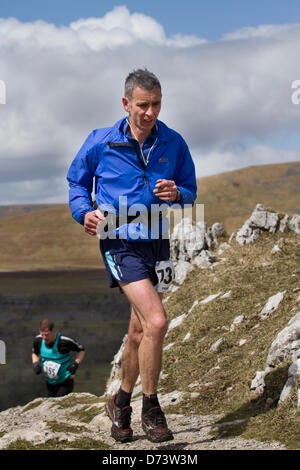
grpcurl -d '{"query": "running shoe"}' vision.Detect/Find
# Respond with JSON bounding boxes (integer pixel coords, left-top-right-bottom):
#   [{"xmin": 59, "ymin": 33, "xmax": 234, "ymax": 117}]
[
  {"xmin": 141, "ymin": 406, "xmax": 174, "ymax": 443},
  {"xmin": 105, "ymin": 394, "xmax": 133, "ymax": 443}
]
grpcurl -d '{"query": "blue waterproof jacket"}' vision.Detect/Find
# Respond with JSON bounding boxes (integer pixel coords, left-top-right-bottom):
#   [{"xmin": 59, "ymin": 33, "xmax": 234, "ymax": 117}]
[{"xmin": 67, "ymin": 117, "xmax": 197, "ymax": 239}]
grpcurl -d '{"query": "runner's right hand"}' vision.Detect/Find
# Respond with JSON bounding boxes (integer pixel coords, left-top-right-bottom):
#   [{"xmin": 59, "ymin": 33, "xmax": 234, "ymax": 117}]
[
  {"xmin": 33, "ymin": 361, "xmax": 42, "ymax": 375},
  {"xmin": 84, "ymin": 209, "xmax": 106, "ymax": 236}
]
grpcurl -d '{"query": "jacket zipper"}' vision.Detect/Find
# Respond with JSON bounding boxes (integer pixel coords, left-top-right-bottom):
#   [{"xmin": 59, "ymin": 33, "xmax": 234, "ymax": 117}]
[{"xmin": 108, "ymin": 141, "xmax": 148, "ymax": 186}]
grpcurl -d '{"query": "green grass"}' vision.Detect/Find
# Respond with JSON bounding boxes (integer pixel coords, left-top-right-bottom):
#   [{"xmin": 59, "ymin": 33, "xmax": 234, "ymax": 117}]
[
  {"xmin": 68, "ymin": 405, "xmax": 104, "ymax": 423},
  {"xmin": 195, "ymin": 161, "xmax": 300, "ymax": 234},
  {"xmin": 53, "ymin": 394, "xmax": 101, "ymax": 409},
  {"xmin": 22, "ymin": 399, "xmax": 44, "ymax": 413},
  {"xmin": 210, "ymin": 385, "xmax": 300, "ymax": 450},
  {"xmin": 45, "ymin": 420, "xmax": 89, "ymax": 434},
  {"xmin": 0, "ymin": 205, "xmax": 103, "ymax": 270},
  {"xmin": 7, "ymin": 438, "xmax": 111, "ymax": 450},
  {"xmin": 161, "ymin": 231, "xmax": 300, "ymax": 448}
]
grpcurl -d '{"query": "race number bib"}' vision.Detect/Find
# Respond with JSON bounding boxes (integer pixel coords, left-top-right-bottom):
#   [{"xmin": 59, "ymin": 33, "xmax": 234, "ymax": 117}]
[
  {"xmin": 43, "ymin": 361, "xmax": 61, "ymax": 380},
  {"xmin": 155, "ymin": 260, "xmax": 175, "ymax": 293}
]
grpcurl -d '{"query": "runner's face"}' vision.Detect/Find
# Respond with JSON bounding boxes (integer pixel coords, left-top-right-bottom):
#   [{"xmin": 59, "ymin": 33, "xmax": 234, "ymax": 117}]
[
  {"xmin": 122, "ymin": 86, "xmax": 162, "ymax": 135},
  {"xmin": 40, "ymin": 328, "xmax": 56, "ymax": 344}
]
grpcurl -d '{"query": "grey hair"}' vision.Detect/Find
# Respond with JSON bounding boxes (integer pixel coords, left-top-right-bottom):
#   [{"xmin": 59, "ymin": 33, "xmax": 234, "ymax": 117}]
[{"xmin": 124, "ymin": 69, "xmax": 161, "ymax": 99}]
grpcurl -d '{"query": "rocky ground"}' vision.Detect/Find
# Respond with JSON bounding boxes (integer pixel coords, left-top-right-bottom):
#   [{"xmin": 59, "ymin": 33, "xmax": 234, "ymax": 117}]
[
  {"xmin": 1, "ymin": 204, "xmax": 298, "ymax": 451},
  {"xmin": 0, "ymin": 391, "xmax": 286, "ymax": 450}
]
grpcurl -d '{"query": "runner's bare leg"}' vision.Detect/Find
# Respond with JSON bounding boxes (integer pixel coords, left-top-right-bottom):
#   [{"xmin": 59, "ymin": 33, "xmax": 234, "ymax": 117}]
[
  {"xmin": 120, "ymin": 305, "xmax": 143, "ymax": 393},
  {"xmin": 119, "ymin": 279, "xmax": 167, "ymax": 395}
]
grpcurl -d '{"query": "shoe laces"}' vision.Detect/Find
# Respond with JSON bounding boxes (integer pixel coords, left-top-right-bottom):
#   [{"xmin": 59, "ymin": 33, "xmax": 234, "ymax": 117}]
[{"xmin": 149, "ymin": 407, "xmax": 167, "ymax": 427}]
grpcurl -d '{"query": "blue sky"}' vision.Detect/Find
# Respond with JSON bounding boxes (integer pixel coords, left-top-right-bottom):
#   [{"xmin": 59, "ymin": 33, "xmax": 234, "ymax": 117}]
[
  {"xmin": 0, "ymin": 1, "xmax": 300, "ymax": 204},
  {"xmin": 2, "ymin": 0, "xmax": 300, "ymax": 40}
]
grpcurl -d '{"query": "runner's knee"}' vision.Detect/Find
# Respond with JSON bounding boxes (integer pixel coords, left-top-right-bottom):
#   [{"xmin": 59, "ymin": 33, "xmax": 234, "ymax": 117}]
[{"xmin": 146, "ymin": 315, "xmax": 168, "ymax": 341}]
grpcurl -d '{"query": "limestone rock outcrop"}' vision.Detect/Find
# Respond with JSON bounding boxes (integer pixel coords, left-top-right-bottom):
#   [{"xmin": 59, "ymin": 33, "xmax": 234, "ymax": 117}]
[
  {"xmin": 250, "ymin": 312, "xmax": 300, "ymax": 405},
  {"xmin": 234, "ymin": 203, "xmax": 300, "ymax": 245}
]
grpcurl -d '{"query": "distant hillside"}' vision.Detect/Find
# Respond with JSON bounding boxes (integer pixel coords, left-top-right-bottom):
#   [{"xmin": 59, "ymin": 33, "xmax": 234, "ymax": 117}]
[
  {"xmin": 0, "ymin": 205, "xmax": 103, "ymax": 270},
  {"xmin": 196, "ymin": 161, "xmax": 300, "ymax": 234},
  {"xmin": 0, "ymin": 204, "xmax": 61, "ymax": 219},
  {"xmin": 0, "ymin": 161, "xmax": 299, "ymax": 270}
]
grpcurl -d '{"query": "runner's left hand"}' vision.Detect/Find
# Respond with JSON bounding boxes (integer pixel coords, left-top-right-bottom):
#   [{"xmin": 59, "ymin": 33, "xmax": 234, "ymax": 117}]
[
  {"xmin": 67, "ymin": 362, "xmax": 79, "ymax": 375},
  {"xmin": 153, "ymin": 179, "xmax": 177, "ymax": 202}
]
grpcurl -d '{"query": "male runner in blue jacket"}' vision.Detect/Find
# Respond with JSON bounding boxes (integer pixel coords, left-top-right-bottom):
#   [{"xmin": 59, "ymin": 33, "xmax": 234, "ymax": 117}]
[{"xmin": 67, "ymin": 69, "xmax": 197, "ymax": 443}]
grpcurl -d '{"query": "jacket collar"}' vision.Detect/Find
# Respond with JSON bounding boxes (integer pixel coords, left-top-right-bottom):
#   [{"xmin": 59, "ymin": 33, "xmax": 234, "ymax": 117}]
[{"xmin": 107, "ymin": 117, "xmax": 174, "ymax": 144}]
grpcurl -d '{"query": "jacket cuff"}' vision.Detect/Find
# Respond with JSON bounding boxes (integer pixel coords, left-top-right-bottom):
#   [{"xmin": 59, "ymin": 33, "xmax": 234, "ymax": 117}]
[{"xmin": 171, "ymin": 186, "xmax": 195, "ymax": 207}]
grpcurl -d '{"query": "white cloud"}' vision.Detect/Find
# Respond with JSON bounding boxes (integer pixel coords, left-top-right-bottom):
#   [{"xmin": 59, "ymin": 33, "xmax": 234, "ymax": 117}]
[
  {"xmin": 69, "ymin": 6, "xmax": 206, "ymax": 50},
  {"xmin": 223, "ymin": 22, "xmax": 300, "ymax": 40},
  {"xmin": 0, "ymin": 6, "xmax": 299, "ymax": 204},
  {"xmin": 69, "ymin": 7, "xmax": 166, "ymax": 49}
]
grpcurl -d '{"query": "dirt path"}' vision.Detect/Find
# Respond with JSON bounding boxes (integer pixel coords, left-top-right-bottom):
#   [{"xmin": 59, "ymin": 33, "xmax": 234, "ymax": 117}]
[
  {"xmin": 0, "ymin": 393, "xmax": 286, "ymax": 451},
  {"xmin": 94, "ymin": 395, "xmax": 285, "ymax": 451}
]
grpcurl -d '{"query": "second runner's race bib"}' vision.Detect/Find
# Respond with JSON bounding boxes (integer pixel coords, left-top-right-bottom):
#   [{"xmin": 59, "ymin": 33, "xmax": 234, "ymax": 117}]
[{"xmin": 43, "ymin": 360, "xmax": 61, "ymax": 380}]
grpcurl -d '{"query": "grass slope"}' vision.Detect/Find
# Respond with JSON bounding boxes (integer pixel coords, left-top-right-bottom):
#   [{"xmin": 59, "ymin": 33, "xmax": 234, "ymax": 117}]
[
  {"xmin": 0, "ymin": 205, "xmax": 103, "ymax": 270},
  {"xmin": 196, "ymin": 161, "xmax": 300, "ymax": 234},
  {"xmin": 161, "ymin": 230, "xmax": 300, "ymax": 449},
  {"xmin": 0, "ymin": 204, "xmax": 61, "ymax": 219}
]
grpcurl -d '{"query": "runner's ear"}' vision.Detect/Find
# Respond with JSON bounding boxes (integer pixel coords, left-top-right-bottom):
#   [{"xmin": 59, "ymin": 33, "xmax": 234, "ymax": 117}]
[{"xmin": 122, "ymin": 96, "xmax": 130, "ymax": 112}]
